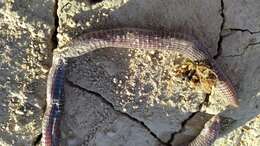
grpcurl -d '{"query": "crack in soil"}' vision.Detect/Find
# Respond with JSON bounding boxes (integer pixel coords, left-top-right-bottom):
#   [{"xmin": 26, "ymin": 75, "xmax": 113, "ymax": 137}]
[
  {"xmin": 89, "ymin": 0, "xmax": 104, "ymax": 4},
  {"xmin": 66, "ymin": 78, "xmax": 169, "ymax": 146},
  {"xmin": 168, "ymin": 112, "xmax": 198, "ymax": 144},
  {"xmin": 51, "ymin": 0, "xmax": 59, "ymax": 50},
  {"xmin": 222, "ymin": 41, "xmax": 260, "ymax": 58},
  {"xmin": 225, "ymin": 28, "xmax": 260, "ymax": 34},
  {"xmin": 32, "ymin": 133, "xmax": 42, "ymax": 146},
  {"xmin": 214, "ymin": 0, "xmax": 225, "ymax": 59}
]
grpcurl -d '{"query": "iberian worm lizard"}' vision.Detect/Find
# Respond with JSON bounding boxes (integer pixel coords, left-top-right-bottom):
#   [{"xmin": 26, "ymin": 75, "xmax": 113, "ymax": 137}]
[{"xmin": 42, "ymin": 28, "xmax": 237, "ymax": 146}]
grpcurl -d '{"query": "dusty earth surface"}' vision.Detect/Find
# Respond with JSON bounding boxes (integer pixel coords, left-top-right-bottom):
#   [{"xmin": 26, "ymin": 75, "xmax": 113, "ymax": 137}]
[{"xmin": 0, "ymin": 0, "xmax": 260, "ymax": 146}]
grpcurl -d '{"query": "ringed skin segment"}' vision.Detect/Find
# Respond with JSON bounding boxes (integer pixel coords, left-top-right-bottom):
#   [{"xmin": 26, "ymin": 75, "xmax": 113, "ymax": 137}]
[
  {"xmin": 57, "ymin": 28, "xmax": 239, "ymax": 107},
  {"xmin": 187, "ymin": 115, "xmax": 221, "ymax": 146},
  {"xmin": 42, "ymin": 58, "xmax": 66, "ymax": 146}
]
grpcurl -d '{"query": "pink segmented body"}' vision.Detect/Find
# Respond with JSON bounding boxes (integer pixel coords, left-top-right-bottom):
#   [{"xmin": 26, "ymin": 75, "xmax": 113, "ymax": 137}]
[
  {"xmin": 43, "ymin": 28, "xmax": 237, "ymax": 145},
  {"xmin": 60, "ymin": 28, "xmax": 210, "ymax": 61}
]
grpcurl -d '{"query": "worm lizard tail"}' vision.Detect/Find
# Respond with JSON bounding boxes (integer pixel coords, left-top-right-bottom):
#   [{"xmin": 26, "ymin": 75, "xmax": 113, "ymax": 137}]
[
  {"xmin": 42, "ymin": 57, "xmax": 66, "ymax": 146},
  {"xmin": 187, "ymin": 115, "xmax": 221, "ymax": 146},
  {"xmin": 210, "ymin": 60, "xmax": 239, "ymax": 107}
]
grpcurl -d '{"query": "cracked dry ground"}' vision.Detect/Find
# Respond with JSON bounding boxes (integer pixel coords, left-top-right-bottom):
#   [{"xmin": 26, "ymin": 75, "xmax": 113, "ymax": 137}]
[{"xmin": 0, "ymin": 0, "xmax": 260, "ymax": 146}]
